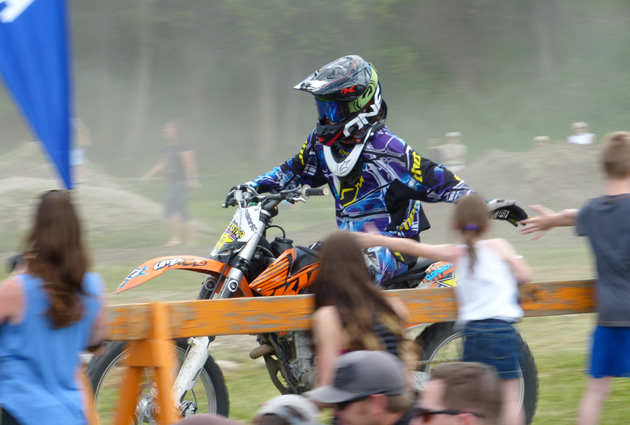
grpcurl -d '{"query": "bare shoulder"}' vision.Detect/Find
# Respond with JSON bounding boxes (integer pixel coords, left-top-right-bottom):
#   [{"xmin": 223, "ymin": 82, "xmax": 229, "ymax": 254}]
[
  {"xmin": 0, "ymin": 276, "xmax": 24, "ymax": 322},
  {"xmin": 484, "ymin": 238, "xmax": 517, "ymax": 259},
  {"xmin": 0, "ymin": 276, "xmax": 22, "ymax": 296},
  {"xmin": 312, "ymin": 306, "xmax": 342, "ymax": 327}
]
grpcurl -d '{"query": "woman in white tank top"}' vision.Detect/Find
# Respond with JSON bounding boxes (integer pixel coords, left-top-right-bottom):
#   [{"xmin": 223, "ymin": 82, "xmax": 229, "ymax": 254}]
[{"xmin": 356, "ymin": 193, "xmax": 532, "ymax": 425}]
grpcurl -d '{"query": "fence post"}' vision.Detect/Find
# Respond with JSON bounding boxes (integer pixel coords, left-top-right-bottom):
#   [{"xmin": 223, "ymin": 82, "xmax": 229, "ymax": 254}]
[{"xmin": 113, "ymin": 302, "xmax": 179, "ymax": 425}]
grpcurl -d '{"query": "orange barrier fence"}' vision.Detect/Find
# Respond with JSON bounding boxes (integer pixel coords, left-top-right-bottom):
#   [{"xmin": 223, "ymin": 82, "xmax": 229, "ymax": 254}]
[{"xmin": 93, "ymin": 280, "xmax": 596, "ymax": 425}]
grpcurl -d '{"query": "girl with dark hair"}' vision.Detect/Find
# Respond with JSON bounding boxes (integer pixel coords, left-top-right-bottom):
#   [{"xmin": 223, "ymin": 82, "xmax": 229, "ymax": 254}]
[
  {"xmin": 310, "ymin": 230, "xmax": 415, "ymax": 388},
  {"xmin": 356, "ymin": 193, "xmax": 532, "ymax": 425},
  {"xmin": 0, "ymin": 190, "xmax": 106, "ymax": 425}
]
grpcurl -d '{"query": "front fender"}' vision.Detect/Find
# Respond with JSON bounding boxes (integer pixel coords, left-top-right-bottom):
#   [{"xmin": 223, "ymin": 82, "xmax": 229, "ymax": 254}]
[{"xmin": 116, "ymin": 255, "xmax": 252, "ymax": 297}]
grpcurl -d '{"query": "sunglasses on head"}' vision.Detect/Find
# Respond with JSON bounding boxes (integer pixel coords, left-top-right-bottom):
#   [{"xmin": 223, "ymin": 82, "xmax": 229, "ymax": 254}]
[{"xmin": 414, "ymin": 406, "xmax": 485, "ymax": 422}]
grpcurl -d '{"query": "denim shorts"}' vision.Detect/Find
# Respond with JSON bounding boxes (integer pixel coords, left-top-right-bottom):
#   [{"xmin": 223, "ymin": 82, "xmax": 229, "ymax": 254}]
[
  {"xmin": 463, "ymin": 319, "xmax": 523, "ymax": 380},
  {"xmin": 588, "ymin": 326, "xmax": 630, "ymax": 378}
]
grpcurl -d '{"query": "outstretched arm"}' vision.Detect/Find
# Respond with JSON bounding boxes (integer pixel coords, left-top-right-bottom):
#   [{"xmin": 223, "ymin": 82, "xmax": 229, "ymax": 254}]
[
  {"xmin": 355, "ymin": 233, "xmax": 459, "ymax": 263},
  {"xmin": 141, "ymin": 157, "xmax": 166, "ymax": 182},
  {"xmin": 404, "ymin": 145, "xmax": 474, "ymax": 204},
  {"xmin": 520, "ymin": 205, "xmax": 578, "ymax": 239}
]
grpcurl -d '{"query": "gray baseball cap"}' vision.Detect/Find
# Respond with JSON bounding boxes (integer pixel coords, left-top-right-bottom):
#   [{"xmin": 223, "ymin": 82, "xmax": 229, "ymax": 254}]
[{"xmin": 306, "ymin": 351, "xmax": 406, "ymax": 404}]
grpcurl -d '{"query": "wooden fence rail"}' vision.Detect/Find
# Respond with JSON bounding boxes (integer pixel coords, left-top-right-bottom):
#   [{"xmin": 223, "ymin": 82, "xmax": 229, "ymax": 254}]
[{"xmin": 93, "ymin": 280, "xmax": 596, "ymax": 425}]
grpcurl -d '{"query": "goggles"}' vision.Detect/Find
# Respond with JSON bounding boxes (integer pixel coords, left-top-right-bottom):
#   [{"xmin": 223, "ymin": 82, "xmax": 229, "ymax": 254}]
[{"xmin": 315, "ymin": 98, "xmax": 350, "ymax": 125}]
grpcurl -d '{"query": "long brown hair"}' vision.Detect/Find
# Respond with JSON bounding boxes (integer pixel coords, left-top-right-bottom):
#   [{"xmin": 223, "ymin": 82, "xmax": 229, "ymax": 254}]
[
  {"xmin": 454, "ymin": 194, "xmax": 489, "ymax": 273},
  {"xmin": 312, "ymin": 230, "xmax": 403, "ymax": 352},
  {"xmin": 23, "ymin": 190, "xmax": 89, "ymax": 328}
]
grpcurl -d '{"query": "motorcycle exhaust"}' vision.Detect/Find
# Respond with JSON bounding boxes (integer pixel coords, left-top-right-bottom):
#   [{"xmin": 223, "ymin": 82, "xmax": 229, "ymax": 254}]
[{"xmin": 249, "ymin": 344, "xmax": 274, "ymax": 359}]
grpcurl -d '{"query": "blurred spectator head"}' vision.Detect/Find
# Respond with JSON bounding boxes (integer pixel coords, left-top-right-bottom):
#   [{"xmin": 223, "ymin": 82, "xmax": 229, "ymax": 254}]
[
  {"xmin": 416, "ymin": 362, "xmax": 501, "ymax": 425},
  {"xmin": 601, "ymin": 131, "xmax": 630, "ymax": 180},
  {"xmin": 571, "ymin": 122, "xmax": 589, "ymax": 133},
  {"xmin": 533, "ymin": 136, "xmax": 550, "ymax": 147},
  {"xmin": 163, "ymin": 118, "xmax": 185, "ymax": 144},
  {"xmin": 445, "ymin": 132, "xmax": 462, "ymax": 143},
  {"xmin": 306, "ymin": 350, "xmax": 412, "ymax": 425},
  {"xmin": 427, "ymin": 138, "xmax": 442, "ymax": 148},
  {"xmin": 254, "ymin": 394, "xmax": 320, "ymax": 425}
]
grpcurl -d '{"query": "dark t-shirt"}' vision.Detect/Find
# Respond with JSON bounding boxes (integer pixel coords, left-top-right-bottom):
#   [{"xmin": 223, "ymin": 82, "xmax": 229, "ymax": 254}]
[
  {"xmin": 164, "ymin": 145, "xmax": 188, "ymax": 184},
  {"xmin": 577, "ymin": 194, "xmax": 630, "ymax": 326}
]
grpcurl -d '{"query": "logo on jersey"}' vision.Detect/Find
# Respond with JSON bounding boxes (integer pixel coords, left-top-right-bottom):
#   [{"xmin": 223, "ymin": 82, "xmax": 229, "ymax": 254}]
[
  {"xmin": 410, "ymin": 151, "xmax": 423, "ymax": 182},
  {"xmin": 298, "ymin": 140, "xmax": 309, "ymax": 166},
  {"xmin": 339, "ymin": 175, "xmax": 364, "ymax": 207}
]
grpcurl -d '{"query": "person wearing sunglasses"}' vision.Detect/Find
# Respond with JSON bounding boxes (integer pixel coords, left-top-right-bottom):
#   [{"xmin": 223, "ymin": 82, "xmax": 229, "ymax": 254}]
[
  {"xmin": 412, "ymin": 362, "xmax": 501, "ymax": 425},
  {"xmin": 306, "ymin": 350, "xmax": 416, "ymax": 425}
]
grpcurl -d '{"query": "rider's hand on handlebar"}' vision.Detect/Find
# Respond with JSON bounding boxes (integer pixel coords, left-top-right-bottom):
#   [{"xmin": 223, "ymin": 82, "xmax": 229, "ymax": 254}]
[
  {"xmin": 223, "ymin": 183, "xmax": 259, "ymax": 208},
  {"xmin": 486, "ymin": 199, "xmax": 528, "ymax": 226}
]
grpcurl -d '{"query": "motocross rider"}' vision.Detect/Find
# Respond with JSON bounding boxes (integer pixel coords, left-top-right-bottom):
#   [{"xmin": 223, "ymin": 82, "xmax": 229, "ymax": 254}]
[{"xmin": 231, "ymin": 55, "xmax": 525, "ymax": 283}]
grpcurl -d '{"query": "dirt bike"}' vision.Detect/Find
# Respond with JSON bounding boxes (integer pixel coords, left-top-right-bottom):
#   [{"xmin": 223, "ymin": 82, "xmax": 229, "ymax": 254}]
[{"xmin": 87, "ymin": 185, "xmax": 538, "ymax": 424}]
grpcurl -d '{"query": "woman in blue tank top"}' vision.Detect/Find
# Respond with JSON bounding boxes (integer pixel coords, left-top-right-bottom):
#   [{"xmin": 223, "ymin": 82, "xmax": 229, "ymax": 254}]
[{"xmin": 0, "ymin": 190, "xmax": 107, "ymax": 425}]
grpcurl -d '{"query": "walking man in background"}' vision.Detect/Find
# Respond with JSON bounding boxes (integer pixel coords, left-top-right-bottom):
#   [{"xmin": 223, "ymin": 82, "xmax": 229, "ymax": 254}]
[{"xmin": 142, "ymin": 119, "xmax": 200, "ymax": 246}]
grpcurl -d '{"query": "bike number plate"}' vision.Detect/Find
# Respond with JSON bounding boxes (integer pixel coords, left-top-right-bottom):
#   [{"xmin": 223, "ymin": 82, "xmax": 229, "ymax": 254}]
[{"xmin": 211, "ymin": 205, "xmax": 261, "ymax": 256}]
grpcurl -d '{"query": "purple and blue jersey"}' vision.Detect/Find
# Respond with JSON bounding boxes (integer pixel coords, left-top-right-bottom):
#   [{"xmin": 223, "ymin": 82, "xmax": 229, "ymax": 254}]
[{"xmin": 251, "ymin": 127, "xmax": 474, "ymax": 282}]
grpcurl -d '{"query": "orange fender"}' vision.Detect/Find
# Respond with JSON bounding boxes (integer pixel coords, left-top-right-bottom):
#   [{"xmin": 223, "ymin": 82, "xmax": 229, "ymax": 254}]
[{"xmin": 116, "ymin": 255, "xmax": 252, "ymax": 297}]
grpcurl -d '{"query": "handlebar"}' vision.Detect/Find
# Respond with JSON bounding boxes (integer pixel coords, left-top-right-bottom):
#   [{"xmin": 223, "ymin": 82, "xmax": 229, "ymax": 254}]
[
  {"xmin": 302, "ymin": 185, "xmax": 330, "ymax": 198},
  {"xmin": 223, "ymin": 185, "xmax": 329, "ymax": 209}
]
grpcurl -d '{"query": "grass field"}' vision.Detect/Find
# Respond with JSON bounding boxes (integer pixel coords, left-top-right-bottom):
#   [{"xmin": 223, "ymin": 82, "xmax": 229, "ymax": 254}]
[
  {"xmin": 79, "ymin": 242, "xmax": 628, "ymax": 425},
  {"xmin": 1, "ymin": 176, "xmax": 629, "ymax": 424}
]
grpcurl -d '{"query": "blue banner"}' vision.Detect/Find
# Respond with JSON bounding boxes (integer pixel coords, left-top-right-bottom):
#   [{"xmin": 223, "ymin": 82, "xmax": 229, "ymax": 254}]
[{"xmin": 0, "ymin": 0, "xmax": 73, "ymax": 189}]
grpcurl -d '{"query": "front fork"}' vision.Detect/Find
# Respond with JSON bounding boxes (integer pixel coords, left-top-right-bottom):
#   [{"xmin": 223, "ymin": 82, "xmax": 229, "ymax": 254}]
[
  {"xmin": 171, "ymin": 210, "xmax": 272, "ymax": 411},
  {"xmin": 172, "ymin": 336, "xmax": 211, "ymax": 405}
]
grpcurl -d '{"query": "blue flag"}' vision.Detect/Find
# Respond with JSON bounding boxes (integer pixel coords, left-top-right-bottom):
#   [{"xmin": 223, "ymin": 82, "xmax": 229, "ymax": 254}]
[{"xmin": 0, "ymin": 0, "xmax": 73, "ymax": 189}]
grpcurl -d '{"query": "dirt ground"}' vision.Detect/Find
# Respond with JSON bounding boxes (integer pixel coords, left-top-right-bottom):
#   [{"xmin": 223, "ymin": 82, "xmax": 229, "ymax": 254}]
[
  {"xmin": 0, "ymin": 141, "xmax": 604, "ymax": 358},
  {"xmin": 0, "ymin": 141, "xmax": 603, "ymax": 261}
]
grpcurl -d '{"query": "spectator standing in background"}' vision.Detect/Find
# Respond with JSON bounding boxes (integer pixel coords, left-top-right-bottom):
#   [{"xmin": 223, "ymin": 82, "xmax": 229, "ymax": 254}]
[
  {"xmin": 142, "ymin": 119, "xmax": 201, "ymax": 246},
  {"xmin": 533, "ymin": 136, "xmax": 550, "ymax": 148},
  {"xmin": 568, "ymin": 122, "xmax": 596, "ymax": 145},
  {"xmin": 439, "ymin": 132, "xmax": 467, "ymax": 173},
  {"xmin": 0, "ymin": 190, "xmax": 107, "ymax": 425}
]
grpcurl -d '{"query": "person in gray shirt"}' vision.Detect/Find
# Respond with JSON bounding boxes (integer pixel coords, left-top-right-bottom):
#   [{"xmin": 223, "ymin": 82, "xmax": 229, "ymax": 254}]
[{"xmin": 521, "ymin": 131, "xmax": 630, "ymax": 425}]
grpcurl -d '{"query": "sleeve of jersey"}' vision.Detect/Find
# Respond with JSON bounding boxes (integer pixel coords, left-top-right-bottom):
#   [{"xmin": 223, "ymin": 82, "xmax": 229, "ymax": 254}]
[
  {"xmin": 404, "ymin": 145, "xmax": 474, "ymax": 203},
  {"xmin": 250, "ymin": 138, "xmax": 327, "ymax": 193}
]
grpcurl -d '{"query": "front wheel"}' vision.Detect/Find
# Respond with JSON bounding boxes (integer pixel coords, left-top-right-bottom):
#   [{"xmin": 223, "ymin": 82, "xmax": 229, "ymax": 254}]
[
  {"xmin": 414, "ymin": 322, "xmax": 538, "ymax": 425},
  {"xmin": 87, "ymin": 339, "xmax": 230, "ymax": 424}
]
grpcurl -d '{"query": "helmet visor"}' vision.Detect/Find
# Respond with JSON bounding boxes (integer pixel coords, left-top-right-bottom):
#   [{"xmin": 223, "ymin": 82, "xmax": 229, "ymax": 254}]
[{"xmin": 315, "ymin": 98, "xmax": 350, "ymax": 125}]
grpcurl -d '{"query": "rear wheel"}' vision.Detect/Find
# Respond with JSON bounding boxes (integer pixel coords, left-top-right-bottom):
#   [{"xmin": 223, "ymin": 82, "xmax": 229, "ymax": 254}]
[
  {"xmin": 414, "ymin": 322, "xmax": 538, "ymax": 425},
  {"xmin": 87, "ymin": 339, "xmax": 229, "ymax": 423}
]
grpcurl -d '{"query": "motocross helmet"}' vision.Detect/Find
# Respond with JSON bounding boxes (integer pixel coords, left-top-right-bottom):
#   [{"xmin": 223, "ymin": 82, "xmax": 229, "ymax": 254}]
[{"xmin": 294, "ymin": 55, "xmax": 386, "ymax": 147}]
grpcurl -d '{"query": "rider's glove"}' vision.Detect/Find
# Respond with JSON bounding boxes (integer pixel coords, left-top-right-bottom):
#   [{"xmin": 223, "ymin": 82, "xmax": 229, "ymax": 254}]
[
  {"xmin": 486, "ymin": 199, "xmax": 528, "ymax": 226},
  {"xmin": 223, "ymin": 182, "xmax": 259, "ymax": 208}
]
